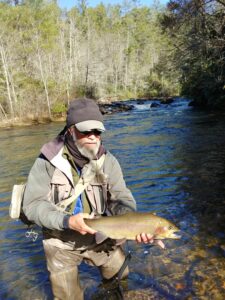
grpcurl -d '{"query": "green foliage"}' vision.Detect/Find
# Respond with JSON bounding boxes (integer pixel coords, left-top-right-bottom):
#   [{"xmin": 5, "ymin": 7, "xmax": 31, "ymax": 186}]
[
  {"xmin": 87, "ymin": 4, "xmax": 109, "ymax": 32},
  {"xmin": 182, "ymin": 65, "xmax": 225, "ymax": 107},
  {"xmin": 0, "ymin": 0, "xmax": 184, "ymax": 120},
  {"xmin": 141, "ymin": 73, "xmax": 178, "ymax": 98},
  {"xmin": 75, "ymin": 85, "xmax": 98, "ymax": 99},
  {"xmin": 118, "ymin": 89, "xmax": 136, "ymax": 100},
  {"xmin": 52, "ymin": 102, "xmax": 67, "ymax": 114},
  {"xmin": 161, "ymin": 0, "xmax": 225, "ymax": 108}
]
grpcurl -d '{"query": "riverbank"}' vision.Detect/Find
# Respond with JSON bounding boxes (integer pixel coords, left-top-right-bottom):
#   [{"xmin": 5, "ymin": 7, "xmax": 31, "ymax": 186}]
[{"xmin": 0, "ymin": 97, "xmax": 176, "ymax": 129}]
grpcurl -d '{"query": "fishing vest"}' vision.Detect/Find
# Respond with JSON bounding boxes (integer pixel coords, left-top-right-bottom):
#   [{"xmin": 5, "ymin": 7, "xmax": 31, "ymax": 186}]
[{"xmin": 51, "ymin": 149, "xmax": 108, "ymax": 215}]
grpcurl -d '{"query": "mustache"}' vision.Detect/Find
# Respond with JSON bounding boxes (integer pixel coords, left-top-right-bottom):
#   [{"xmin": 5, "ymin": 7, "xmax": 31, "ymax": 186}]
[{"xmin": 76, "ymin": 140, "xmax": 101, "ymax": 160}]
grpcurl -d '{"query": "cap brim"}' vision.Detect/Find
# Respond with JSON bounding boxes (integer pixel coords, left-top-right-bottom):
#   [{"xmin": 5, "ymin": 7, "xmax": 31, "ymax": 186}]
[{"xmin": 75, "ymin": 120, "xmax": 105, "ymax": 132}]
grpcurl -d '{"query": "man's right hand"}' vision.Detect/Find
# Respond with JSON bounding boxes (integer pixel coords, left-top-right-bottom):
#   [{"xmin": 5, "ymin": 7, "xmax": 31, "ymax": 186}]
[{"xmin": 68, "ymin": 213, "xmax": 97, "ymax": 235}]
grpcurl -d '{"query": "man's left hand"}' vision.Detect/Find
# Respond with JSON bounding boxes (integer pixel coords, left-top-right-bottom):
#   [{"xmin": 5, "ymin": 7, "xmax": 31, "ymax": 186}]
[{"xmin": 136, "ymin": 233, "xmax": 165, "ymax": 249}]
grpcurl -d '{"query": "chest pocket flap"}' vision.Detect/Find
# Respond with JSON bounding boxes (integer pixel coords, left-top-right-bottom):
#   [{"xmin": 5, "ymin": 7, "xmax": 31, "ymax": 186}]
[{"xmin": 51, "ymin": 169, "xmax": 72, "ymax": 203}]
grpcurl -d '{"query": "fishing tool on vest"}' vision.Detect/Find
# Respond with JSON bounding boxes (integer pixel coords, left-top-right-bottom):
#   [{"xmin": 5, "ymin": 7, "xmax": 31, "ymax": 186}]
[
  {"xmin": 9, "ymin": 184, "xmax": 39, "ymax": 243},
  {"xmin": 25, "ymin": 228, "xmax": 39, "ymax": 242}
]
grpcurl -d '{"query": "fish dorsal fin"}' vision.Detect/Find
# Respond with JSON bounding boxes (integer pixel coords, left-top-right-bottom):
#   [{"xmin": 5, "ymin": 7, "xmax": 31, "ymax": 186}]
[{"xmin": 95, "ymin": 231, "xmax": 108, "ymax": 244}]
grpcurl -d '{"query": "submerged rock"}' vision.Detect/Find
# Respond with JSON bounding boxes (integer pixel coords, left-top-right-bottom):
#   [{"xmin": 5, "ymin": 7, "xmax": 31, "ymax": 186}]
[{"xmin": 123, "ymin": 289, "xmax": 160, "ymax": 299}]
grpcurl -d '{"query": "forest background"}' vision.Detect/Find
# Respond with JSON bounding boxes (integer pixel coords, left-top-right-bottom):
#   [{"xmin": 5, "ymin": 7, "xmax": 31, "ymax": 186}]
[{"xmin": 0, "ymin": 0, "xmax": 224, "ymax": 122}]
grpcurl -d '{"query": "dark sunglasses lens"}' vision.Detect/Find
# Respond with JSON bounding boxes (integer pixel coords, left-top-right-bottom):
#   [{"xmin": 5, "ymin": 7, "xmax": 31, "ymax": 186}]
[{"xmin": 80, "ymin": 130, "xmax": 102, "ymax": 135}]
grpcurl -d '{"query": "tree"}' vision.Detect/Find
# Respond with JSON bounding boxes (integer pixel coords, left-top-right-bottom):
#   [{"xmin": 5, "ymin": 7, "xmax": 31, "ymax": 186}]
[
  {"xmin": 161, "ymin": 0, "xmax": 225, "ymax": 107},
  {"xmin": 0, "ymin": 0, "xmax": 181, "ymax": 121}
]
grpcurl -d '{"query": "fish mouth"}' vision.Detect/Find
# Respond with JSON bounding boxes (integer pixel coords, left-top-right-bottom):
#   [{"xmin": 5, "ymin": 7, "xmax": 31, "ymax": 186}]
[
  {"xmin": 170, "ymin": 232, "xmax": 182, "ymax": 239},
  {"xmin": 156, "ymin": 231, "xmax": 182, "ymax": 240}
]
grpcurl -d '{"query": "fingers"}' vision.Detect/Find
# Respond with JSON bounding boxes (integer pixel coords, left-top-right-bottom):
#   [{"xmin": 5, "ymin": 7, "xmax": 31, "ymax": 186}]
[
  {"xmin": 136, "ymin": 233, "xmax": 154, "ymax": 244},
  {"xmin": 80, "ymin": 213, "xmax": 97, "ymax": 234},
  {"xmin": 68, "ymin": 213, "xmax": 97, "ymax": 235},
  {"xmin": 81, "ymin": 223, "xmax": 97, "ymax": 235},
  {"xmin": 136, "ymin": 232, "xmax": 165, "ymax": 249}
]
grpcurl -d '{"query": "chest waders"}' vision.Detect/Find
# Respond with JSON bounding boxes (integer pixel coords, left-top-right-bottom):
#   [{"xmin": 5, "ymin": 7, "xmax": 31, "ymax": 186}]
[{"xmin": 92, "ymin": 251, "xmax": 132, "ymax": 300}]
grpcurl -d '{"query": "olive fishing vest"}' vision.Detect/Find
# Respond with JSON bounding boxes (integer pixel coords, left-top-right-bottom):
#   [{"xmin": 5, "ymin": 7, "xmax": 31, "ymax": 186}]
[{"xmin": 50, "ymin": 147, "xmax": 108, "ymax": 215}]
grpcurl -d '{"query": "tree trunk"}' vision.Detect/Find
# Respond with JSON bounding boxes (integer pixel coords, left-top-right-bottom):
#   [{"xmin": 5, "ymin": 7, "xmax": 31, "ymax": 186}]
[
  {"xmin": 37, "ymin": 46, "xmax": 51, "ymax": 118},
  {"xmin": 0, "ymin": 103, "xmax": 7, "ymax": 119},
  {"xmin": 85, "ymin": 16, "xmax": 91, "ymax": 91},
  {"xmin": 124, "ymin": 29, "xmax": 130, "ymax": 91},
  {"xmin": 59, "ymin": 28, "xmax": 70, "ymax": 103},
  {"xmin": 0, "ymin": 42, "xmax": 14, "ymax": 118}
]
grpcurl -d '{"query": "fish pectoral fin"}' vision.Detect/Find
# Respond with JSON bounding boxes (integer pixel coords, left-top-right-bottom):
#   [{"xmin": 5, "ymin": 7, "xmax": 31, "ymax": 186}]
[
  {"xmin": 115, "ymin": 238, "xmax": 126, "ymax": 245},
  {"xmin": 95, "ymin": 231, "xmax": 108, "ymax": 244}
]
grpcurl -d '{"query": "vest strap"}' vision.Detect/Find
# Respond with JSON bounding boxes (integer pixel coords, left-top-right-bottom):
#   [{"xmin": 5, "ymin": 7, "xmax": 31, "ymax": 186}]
[{"xmin": 55, "ymin": 154, "xmax": 106, "ymax": 212}]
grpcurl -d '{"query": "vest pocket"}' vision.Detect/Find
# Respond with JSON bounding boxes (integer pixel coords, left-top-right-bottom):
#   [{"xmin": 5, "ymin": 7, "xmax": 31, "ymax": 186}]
[
  {"xmin": 51, "ymin": 169, "xmax": 72, "ymax": 204},
  {"xmin": 51, "ymin": 183, "xmax": 72, "ymax": 204},
  {"xmin": 86, "ymin": 184, "xmax": 107, "ymax": 214}
]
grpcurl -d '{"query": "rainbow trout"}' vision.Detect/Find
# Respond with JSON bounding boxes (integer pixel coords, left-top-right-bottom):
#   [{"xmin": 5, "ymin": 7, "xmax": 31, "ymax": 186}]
[{"xmin": 85, "ymin": 212, "xmax": 180, "ymax": 244}]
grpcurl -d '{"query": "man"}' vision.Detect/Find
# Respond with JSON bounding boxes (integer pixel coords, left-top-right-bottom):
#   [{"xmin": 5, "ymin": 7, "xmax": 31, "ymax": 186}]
[{"xmin": 23, "ymin": 98, "xmax": 163, "ymax": 300}]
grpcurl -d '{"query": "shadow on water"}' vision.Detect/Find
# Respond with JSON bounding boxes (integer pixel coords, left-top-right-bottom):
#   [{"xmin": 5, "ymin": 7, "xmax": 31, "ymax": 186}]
[
  {"xmin": 172, "ymin": 111, "xmax": 225, "ymax": 260},
  {"xmin": 1, "ymin": 99, "xmax": 225, "ymax": 299}
]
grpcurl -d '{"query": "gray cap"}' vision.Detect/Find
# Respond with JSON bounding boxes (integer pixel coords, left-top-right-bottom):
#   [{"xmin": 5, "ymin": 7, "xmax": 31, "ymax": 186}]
[{"xmin": 66, "ymin": 98, "xmax": 105, "ymax": 132}]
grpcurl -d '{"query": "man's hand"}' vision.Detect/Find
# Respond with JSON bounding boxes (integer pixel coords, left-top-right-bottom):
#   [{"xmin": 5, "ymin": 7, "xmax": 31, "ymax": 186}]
[
  {"xmin": 68, "ymin": 213, "xmax": 97, "ymax": 235},
  {"xmin": 136, "ymin": 233, "xmax": 165, "ymax": 249}
]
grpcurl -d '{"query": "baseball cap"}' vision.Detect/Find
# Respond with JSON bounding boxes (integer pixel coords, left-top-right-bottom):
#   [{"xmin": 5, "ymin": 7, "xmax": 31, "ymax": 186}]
[{"xmin": 66, "ymin": 98, "xmax": 105, "ymax": 132}]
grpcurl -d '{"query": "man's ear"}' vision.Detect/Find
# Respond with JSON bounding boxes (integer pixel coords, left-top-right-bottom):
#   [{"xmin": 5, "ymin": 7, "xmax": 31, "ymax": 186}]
[{"xmin": 68, "ymin": 126, "xmax": 76, "ymax": 142}]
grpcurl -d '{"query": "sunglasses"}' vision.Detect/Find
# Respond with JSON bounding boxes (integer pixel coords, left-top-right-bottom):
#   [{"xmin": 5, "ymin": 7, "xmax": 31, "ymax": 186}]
[{"xmin": 78, "ymin": 129, "xmax": 102, "ymax": 136}]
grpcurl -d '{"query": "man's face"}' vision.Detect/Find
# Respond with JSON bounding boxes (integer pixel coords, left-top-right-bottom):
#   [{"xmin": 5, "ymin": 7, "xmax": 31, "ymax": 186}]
[{"xmin": 69, "ymin": 127, "xmax": 102, "ymax": 159}]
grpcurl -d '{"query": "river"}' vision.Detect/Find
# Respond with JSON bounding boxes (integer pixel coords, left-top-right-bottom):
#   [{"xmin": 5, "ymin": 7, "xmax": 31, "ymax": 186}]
[{"xmin": 0, "ymin": 98, "xmax": 225, "ymax": 299}]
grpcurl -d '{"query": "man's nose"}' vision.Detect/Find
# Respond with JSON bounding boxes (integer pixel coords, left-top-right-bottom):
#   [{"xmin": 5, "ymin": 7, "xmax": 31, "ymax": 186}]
[{"xmin": 87, "ymin": 133, "xmax": 96, "ymax": 139}]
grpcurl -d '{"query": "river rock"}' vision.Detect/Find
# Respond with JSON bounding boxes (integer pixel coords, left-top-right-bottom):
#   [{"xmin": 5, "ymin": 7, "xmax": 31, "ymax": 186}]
[
  {"xmin": 99, "ymin": 102, "xmax": 134, "ymax": 115},
  {"xmin": 150, "ymin": 102, "xmax": 160, "ymax": 108},
  {"xmin": 123, "ymin": 289, "xmax": 160, "ymax": 299},
  {"xmin": 160, "ymin": 97, "xmax": 174, "ymax": 104}
]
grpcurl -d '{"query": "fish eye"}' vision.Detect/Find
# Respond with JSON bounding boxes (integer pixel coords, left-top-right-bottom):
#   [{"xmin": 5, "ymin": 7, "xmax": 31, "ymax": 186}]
[{"xmin": 168, "ymin": 225, "xmax": 173, "ymax": 230}]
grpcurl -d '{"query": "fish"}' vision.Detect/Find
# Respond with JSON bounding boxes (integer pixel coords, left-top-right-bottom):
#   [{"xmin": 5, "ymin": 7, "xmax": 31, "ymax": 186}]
[{"xmin": 85, "ymin": 212, "xmax": 181, "ymax": 244}]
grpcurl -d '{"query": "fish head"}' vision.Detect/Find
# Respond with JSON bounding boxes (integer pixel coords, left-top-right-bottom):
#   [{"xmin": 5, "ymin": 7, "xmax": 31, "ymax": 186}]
[{"xmin": 154, "ymin": 220, "xmax": 181, "ymax": 239}]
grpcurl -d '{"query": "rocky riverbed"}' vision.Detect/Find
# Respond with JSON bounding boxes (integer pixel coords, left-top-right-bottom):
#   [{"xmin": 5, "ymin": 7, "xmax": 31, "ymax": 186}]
[
  {"xmin": 0, "ymin": 97, "xmax": 176, "ymax": 128},
  {"xmin": 98, "ymin": 97, "xmax": 175, "ymax": 115}
]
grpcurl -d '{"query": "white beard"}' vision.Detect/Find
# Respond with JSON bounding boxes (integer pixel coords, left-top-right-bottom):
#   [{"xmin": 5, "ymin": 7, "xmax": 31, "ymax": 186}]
[{"xmin": 76, "ymin": 140, "xmax": 101, "ymax": 160}]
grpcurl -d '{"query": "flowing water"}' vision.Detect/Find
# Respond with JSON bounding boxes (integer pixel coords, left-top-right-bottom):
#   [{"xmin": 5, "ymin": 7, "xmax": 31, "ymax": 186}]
[{"xmin": 0, "ymin": 98, "xmax": 225, "ymax": 299}]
